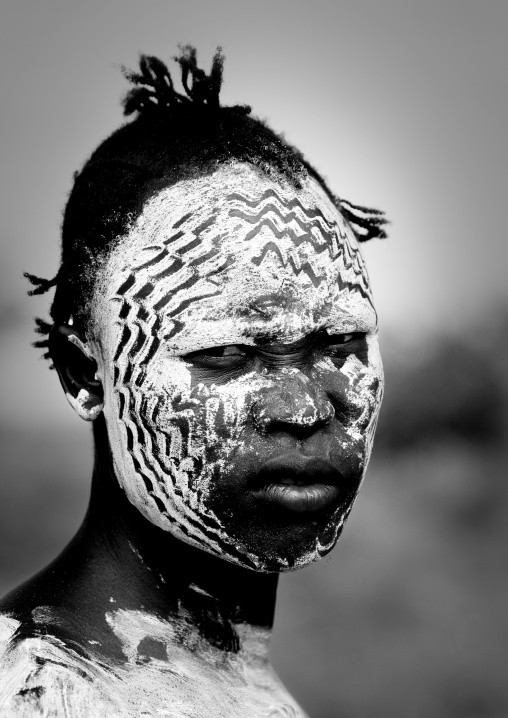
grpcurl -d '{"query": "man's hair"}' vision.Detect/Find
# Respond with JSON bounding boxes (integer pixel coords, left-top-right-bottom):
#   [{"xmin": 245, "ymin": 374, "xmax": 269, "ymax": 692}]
[{"xmin": 25, "ymin": 46, "xmax": 388, "ymax": 361}]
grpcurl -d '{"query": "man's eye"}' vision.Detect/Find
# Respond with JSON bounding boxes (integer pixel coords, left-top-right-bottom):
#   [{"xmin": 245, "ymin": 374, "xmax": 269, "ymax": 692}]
[
  {"xmin": 327, "ymin": 332, "xmax": 359, "ymax": 346},
  {"xmin": 332, "ymin": 333, "xmax": 355, "ymax": 344},
  {"xmin": 326, "ymin": 333, "xmax": 368, "ymax": 361},
  {"xmin": 207, "ymin": 345, "xmax": 247, "ymax": 357},
  {"xmin": 184, "ymin": 345, "xmax": 249, "ymax": 369}
]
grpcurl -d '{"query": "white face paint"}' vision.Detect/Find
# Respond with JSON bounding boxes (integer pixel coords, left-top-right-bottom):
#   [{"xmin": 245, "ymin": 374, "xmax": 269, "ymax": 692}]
[{"xmin": 81, "ymin": 163, "xmax": 383, "ymax": 571}]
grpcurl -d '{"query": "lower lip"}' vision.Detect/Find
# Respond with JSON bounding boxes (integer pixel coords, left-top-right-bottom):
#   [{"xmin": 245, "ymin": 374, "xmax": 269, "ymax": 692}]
[{"xmin": 256, "ymin": 483, "xmax": 340, "ymax": 513}]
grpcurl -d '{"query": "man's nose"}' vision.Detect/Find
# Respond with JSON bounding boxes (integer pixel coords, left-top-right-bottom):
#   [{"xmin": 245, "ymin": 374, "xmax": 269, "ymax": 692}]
[{"xmin": 251, "ymin": 370, "xmax": 335, "ymax": 435}]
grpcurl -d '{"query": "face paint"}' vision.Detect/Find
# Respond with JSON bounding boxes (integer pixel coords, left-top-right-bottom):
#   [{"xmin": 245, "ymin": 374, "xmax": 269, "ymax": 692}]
[{"xmin": 83, "ymin": 163, "xmax": 383, "ymax": 571}]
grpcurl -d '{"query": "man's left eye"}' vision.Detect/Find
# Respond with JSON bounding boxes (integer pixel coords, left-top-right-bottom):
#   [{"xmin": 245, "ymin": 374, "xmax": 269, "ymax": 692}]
[
  {"xmin": 184, "ymin": 345, "xmax": 249, "ymax": 369},
  {"xmin": 325, "ymin": 333, "xmax": 368, "ymax": 362},
  {"xmin": 326, "ymin": 333, "xmax": 358, "ymax": 347},
  {"xmin": 332, "ymin": 333, "xmax": 355, "ymax": 344}
]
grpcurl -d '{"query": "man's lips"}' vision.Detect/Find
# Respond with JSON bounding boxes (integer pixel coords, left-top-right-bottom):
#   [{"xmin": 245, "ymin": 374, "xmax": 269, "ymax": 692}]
[
  {"xmin": 250, "ymin": 453, "xmax": 359, "ymax": 513},
  {"xmin": 254, "ymin": 454, "xmax": 342, "ymax": 486}
]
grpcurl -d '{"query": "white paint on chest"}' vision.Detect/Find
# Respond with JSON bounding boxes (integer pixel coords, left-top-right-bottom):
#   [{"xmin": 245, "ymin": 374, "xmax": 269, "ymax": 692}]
[{"xmin": 0, "ymin": 612, "xmax": 309, "ymax": 718}]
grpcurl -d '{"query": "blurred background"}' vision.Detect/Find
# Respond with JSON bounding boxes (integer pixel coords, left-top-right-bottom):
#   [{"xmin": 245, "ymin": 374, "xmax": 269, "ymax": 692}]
[{"xmin": 1, "ymin": 1, "xmax": 507, "ymax": 716}]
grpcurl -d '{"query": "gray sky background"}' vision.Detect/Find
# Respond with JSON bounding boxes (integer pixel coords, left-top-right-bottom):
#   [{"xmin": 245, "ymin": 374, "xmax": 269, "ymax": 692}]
[{"xmin": 1, "ymin": 0, "xmax": 507, "ymax": 428}]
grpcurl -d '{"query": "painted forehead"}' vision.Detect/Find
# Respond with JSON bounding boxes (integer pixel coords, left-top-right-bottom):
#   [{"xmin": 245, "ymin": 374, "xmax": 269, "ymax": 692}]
[{"xmin": 92, "ymin": 164, "xmax": 376, "ymax": 353}]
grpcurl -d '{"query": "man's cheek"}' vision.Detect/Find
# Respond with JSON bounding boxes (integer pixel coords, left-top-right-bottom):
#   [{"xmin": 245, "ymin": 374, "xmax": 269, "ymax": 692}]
[
  {"xmin": 140, "ymin": 389, "xmax": 242, "ymax": 475},
  {"xmin": 347, "ymin": 373, "xmax": 383, "ymax": 434},
  {"xmin": 193, "ymin": 390, "xmax": 252, "ymax": 468}
]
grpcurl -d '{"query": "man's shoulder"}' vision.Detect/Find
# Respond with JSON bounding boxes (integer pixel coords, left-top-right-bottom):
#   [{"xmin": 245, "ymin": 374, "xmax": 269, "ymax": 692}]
[{"xmin": 0, "ymin": 612, "xmax": 127, "ymax": 718}]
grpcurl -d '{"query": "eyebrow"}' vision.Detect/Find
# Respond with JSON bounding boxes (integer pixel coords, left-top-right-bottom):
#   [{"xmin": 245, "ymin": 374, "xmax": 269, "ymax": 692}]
[{"xmin": 252, "ymin": 328, "xmax": 356, "ymax": 352}]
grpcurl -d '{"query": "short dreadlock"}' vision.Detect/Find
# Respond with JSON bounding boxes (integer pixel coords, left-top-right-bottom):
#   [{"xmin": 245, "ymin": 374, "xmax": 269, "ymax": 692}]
[{"xmin": 26, "ymin": 45, "xmax": 388, "ymax": 362}]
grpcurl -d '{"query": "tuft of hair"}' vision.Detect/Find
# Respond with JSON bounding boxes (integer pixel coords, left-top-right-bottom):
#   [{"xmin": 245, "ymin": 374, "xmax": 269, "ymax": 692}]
[
  {"xmin": 24, "ymin": 273, "xmax": 56, "ymax": 363},
  {"xmin": 122, "ymin": 46, "xmax": 250, "ymax": 118},
  {"xmin": 338, "ymin": 198, "xmax": 389, "ymax": 242},
  {"xmin": 24, "ymin": 272, "xmax": 58, "ymax": 296}
]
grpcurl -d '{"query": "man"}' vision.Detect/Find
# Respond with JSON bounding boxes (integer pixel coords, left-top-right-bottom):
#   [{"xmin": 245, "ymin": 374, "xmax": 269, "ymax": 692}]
[{"xmin": 0, "ymin": 47, "xmax": 386, "ymax": 717}]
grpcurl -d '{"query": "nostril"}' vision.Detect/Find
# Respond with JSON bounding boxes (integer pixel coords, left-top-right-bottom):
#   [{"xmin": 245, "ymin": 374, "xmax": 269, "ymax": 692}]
[
  {"xmin": 262, "ymin": 420, "xmax": 330, "ymax": 440},
  {"xmin": 251, "ymin": 399, "xmax": 335, "ymax": 435}
]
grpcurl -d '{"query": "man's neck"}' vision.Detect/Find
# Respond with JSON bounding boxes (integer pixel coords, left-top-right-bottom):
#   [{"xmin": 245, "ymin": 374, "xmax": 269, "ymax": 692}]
[
  {"xmin": 3, "ymin": 418, "xmax": 278, "ymax": 668},
  {"xmin": 80, "ymin": 470, "xmax": 278, "ymax": 662}
]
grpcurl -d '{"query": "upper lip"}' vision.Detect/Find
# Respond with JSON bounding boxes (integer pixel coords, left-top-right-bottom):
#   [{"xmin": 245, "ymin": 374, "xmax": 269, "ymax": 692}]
[{"xmin": 251, "ymin": 452, "xmax": 344, "ymax": 488}]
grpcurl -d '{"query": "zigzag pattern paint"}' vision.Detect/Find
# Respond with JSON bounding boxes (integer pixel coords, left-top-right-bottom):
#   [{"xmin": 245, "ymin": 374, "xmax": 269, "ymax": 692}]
[{"xmin": 83, "ymin": 163, "xmax": 383, "ymax": 571}]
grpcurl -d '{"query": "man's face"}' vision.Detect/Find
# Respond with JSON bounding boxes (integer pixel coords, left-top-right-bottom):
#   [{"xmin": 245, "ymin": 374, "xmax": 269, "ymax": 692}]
[{"xmin": 88, "ymin": 163, "xmax": 383, "ymax": 572}]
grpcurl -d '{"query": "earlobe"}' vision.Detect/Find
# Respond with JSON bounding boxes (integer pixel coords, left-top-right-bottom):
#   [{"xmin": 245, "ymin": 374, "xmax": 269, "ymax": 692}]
[
  {"xmin": 65, "ymin": 386, "xmax": 103, "ymax": 422},
  {"xmin": 49, "ymin": 324, "xmax": 104, "ymax": 422}
]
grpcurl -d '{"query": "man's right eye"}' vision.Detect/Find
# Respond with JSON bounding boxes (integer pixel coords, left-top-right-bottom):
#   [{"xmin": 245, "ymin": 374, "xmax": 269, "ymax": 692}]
[{"xmin": 183, "ymin": 345, "xmax": 250, "ymax": 370}]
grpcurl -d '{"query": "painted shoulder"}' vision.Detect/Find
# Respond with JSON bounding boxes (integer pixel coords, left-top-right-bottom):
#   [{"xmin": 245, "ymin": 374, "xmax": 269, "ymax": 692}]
[
  {"xmin": 0, "ymin": 612, "xmax": 310, "ymax": 718},
  {"xmin": 0, "ymin": 613, "xmax": 127, "ymax": 718}
]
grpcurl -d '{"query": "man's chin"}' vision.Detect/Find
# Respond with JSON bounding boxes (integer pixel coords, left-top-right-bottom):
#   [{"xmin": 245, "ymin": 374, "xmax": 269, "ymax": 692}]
[{"xmin": 212, "ymin": 509, "xmax": 350, "ymax": 573}]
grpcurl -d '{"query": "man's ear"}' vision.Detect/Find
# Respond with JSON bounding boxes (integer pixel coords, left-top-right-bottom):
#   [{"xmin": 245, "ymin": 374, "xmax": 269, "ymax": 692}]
[{"xmin": 49, "ymin": 324, "xmax": 104, "ymax": 421}]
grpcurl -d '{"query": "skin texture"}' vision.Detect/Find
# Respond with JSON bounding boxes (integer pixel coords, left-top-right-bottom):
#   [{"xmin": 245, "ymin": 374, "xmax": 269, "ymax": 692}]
[{"xmin": 0, "ymin": 162, "xmax": 383, "ymax": 717}]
